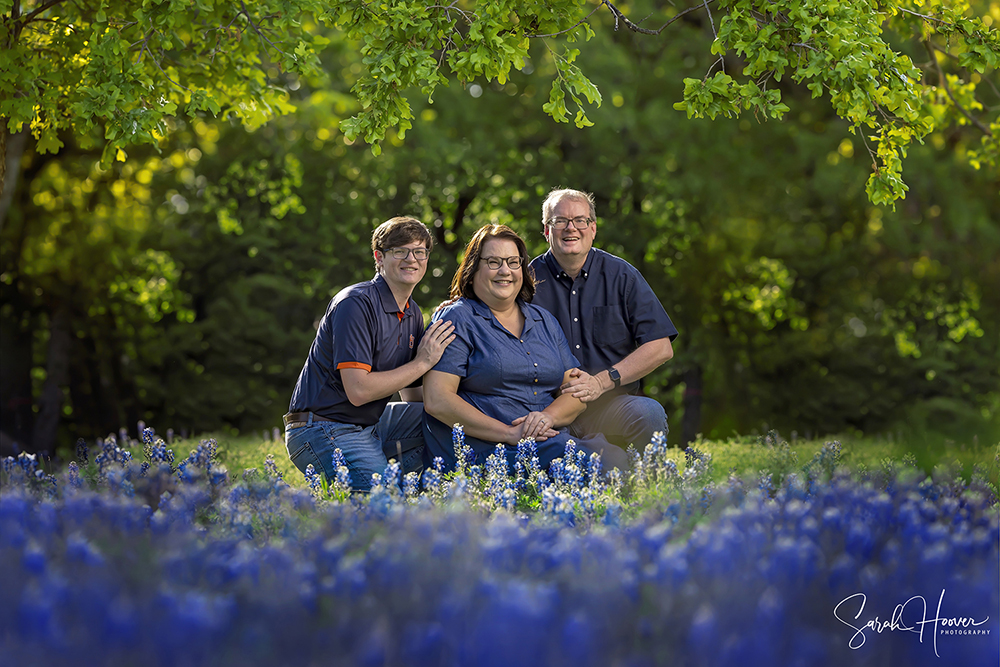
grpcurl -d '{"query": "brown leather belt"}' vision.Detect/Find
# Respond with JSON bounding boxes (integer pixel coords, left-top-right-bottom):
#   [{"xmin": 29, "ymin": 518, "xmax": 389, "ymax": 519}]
[{"xmin": 283, "ymin": 411, "xmax": 335, "ymax": 430}]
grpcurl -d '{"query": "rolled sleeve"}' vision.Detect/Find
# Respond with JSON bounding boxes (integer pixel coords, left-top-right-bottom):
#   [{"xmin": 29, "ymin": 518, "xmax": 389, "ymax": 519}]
[{"xmin": 332, "ymin": 297, "xmax": 376, "ymax": 371}]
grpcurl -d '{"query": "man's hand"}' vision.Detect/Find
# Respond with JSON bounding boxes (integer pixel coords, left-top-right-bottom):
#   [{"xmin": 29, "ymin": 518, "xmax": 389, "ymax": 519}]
[
  {"xmin": 560, "ymin": 368, "xmax": 609, "ymax": 403},
  {"xmin": 415, "ymin": 319, "xmax": 456, "ymax": 367},
  {"xmin": 511, "ymin": 412, "xmax": 559, "ymax": 442}
]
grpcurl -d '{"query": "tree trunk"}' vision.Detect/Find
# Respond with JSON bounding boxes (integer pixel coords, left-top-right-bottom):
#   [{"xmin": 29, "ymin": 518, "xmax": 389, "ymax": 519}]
[
  {"xmin": 33, "ymin": 303, "xmax": 73, "ymax": 454},
  {"xmin": 0, "ymin": 128, "xmax": 29, "ymax": 233},
  {"xmin": 0, "ymin": 299, "xmax": 35, "ymax": 455},
  {"xmin": 681, "ymin": 364, "xmax": 703, "ymax": 446},
  {"xmin": 71, "ymin": 319, "xmax": 124, "ymax": 438}
]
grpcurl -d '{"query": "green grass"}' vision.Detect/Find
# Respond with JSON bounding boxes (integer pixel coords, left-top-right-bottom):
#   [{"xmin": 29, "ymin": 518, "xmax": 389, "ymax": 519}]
[{"xmin": 165, "ymin": 429, "xmax": 1000, "ymax": 490}]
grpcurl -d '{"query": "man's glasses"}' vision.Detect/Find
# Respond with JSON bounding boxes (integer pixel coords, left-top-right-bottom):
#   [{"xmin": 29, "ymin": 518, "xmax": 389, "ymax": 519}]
[
  {"xmin": 384, "ymin": 247, "xmax": 430, "ymax": 261},
  {"xmin": 480, "ymin": 256, "xmax": 522, "ymax": 270},
  {"xmin": 546, "ymin": 216, "xmax": 593, "ymax": 230}
]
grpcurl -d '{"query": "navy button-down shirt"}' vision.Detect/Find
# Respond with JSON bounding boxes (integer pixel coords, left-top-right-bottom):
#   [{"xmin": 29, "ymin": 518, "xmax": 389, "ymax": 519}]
[
  {"xmin": 529, "ymin": 248, "xmax": 678, "ymax": 396},
  {"xmin": 289, "ymin": 274, "xmax": 424, "ymax": 426}
]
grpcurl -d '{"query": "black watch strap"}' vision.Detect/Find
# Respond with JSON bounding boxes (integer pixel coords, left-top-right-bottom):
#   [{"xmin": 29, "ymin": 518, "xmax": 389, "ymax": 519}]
[{"xmin": 607, "ymin": 367, "xmax": 621, "ymax": 389}]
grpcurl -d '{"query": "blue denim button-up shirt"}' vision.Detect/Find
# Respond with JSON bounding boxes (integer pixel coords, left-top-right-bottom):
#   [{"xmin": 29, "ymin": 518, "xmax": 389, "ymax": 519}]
[{"xmin": 423, "ymin": 297, "xmax": 583, "ymax": 466}]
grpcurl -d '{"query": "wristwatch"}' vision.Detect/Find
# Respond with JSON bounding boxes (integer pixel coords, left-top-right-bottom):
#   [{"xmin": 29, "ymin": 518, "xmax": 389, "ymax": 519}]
[{"xmin": 607, "ymin": 367, "xmax": 621, "ymax": 389}]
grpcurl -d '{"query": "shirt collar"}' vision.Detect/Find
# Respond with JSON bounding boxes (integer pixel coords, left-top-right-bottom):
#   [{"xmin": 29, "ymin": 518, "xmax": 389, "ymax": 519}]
[
  {"xmin": 467, "ymin": 298, "xmax": 542, "ymax": 330},
  {"xmin": 468, "ymin": 298, "xmax": 494, "ymax": 321},
  {"xmin": 544, "ymin": 248, "xmax": 595, "ymax": 280},
  {"xmin": 373, "ymin": 274, "xmax": 410, "ymax": 316},
  {"xmin": 521, "ymin": 301, "xmax": 543, "ymax": 334}
]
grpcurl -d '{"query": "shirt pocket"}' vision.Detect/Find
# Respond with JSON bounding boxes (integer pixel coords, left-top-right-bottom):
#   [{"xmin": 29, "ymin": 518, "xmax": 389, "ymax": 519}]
[{"xmin": 592, "ymin": 305, "xmax": 629, "ymax": 346}]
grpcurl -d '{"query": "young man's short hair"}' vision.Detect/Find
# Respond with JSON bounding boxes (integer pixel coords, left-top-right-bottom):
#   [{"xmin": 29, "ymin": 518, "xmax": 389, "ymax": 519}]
[{"xmin": 371, "ymin": 216, "xmax": 434, "ymax": 254}]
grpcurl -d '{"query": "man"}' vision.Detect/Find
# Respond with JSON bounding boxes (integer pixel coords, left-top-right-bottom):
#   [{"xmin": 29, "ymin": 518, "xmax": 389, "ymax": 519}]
[
  {"xmin": 529, "ymin": 188, "xmax": 679, "ymax": 451},
  {"xmin": 284, "ymin": 216, "xmax": 455, "ymax": 492}
]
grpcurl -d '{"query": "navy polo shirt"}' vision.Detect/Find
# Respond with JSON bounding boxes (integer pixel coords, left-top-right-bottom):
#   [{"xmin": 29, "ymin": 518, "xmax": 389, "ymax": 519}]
[
  {"xmin": 529, "ymin": 248, "xmax": 678, "ymax": 396},
  {"xmin": 288, "ymin": 274, "xmax": 424, "ymax": 426}
]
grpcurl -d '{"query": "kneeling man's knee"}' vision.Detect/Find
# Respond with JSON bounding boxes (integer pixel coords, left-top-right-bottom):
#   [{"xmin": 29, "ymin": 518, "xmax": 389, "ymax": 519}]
[{"xmin": 635, "ymin": 397, "xmax": 668, "ymax": 435}]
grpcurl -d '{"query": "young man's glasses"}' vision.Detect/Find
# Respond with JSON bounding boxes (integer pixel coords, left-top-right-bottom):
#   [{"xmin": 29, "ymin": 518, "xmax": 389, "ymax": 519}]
[
  {"xmin": 480, "ymin": 256, "xmax": 522, "ymax": 270},
  {"xmin": 546, "ymin": 216, "xmax": 593, "ymax": 230},
  {"xmin": 385, "ymin": 247, "xmax": 430, "ymax": 260}
]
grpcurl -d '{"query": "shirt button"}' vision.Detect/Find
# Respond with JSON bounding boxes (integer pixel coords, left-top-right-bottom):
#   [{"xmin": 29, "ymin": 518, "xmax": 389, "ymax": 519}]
[
  {"xmin": 573, "ymin": 317, "xmax": 578, "ymax": 322},
  {"xmin": 572, "ymin": 291, "xmax": 576, "ymax": 295},
  {"xmin": 575, "ymin": 345, "xmax": 581, "ymax": 349},
  {"xmin": 534, "ymin": 379, "xmax": 538, "ymax": 383},
  {"xmin": 533, "ymin": 391, "xmax": 537, "ymax": 395},
  {"xmin": 534, "ymin": 363, "xmax": 538, "ymax": 367}
]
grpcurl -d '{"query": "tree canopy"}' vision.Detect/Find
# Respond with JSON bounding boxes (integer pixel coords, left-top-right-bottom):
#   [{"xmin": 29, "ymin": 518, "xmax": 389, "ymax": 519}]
[
  {"xmin": 3, "ymin": 1, "xmax": 998, "ymax": 205},
  {"xmin": 1, "ymin": 0, "xmax": 997, "ymax": 454}
]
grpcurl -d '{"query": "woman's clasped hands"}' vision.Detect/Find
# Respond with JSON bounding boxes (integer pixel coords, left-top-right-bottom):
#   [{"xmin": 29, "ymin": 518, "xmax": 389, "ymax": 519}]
[{"xmin": 511, "ymin": 411, "xmax": 559, "ymax": 442}]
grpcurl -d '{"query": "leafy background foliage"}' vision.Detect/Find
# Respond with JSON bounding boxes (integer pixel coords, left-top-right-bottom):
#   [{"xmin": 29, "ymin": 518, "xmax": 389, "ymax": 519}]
[{"xmin": 1, "ymin": 0, "xmax": 998, "ymax": 455}]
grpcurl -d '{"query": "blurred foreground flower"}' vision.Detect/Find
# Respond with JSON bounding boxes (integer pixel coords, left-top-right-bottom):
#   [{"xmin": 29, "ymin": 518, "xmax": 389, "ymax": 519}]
[{"xmin": 0, "ymin": 427, "xmax": 995, "ymax": 666}]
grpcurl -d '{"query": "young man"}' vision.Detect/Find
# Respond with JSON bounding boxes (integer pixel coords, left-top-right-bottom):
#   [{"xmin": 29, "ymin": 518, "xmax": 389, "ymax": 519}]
[
  {"xmin": 284, "ymin": 216, "xmax": 455, "ymax": 492},
  {"xmin": 529, "ymin": 188, "xmax": 679, "ymax": 451}
]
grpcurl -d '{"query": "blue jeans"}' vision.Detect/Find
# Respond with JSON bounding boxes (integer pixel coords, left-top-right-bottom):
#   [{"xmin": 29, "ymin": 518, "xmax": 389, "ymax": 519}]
[
  {"xmin": 285, "ymin": 403, "xmax": 425, "ymax": 492},
  {"xmin": 569, "ymin": 394, "xmax": 668, "ymax": 450}
]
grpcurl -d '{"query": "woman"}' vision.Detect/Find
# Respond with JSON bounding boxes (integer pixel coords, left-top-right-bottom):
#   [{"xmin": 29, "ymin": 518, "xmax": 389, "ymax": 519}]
[{"xmin": 422, "ymin": 224, "xmax": 629, "ymax": 473}]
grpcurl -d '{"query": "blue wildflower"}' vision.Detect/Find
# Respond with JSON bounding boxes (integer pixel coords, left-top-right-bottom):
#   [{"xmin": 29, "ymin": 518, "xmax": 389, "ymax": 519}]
[
  {"xmin": 263, "ymin": 455, "xmax": 283, "ymax": 482},
  {"xmin": 421, "ymin": 457, "xmax": 445, "ymax": 495},
  {"xmin": 515, "ymin": 439, "xmax": 541, "ymax": 490},
  {"xmin": 452, "ymin": 423, "xmax": 476, "ymax": 474},
  {"xmin": 402, "ymin": 472, "xmax": 420, "ymax": 499},
  {"xmin": 304, "ymin": 464, "xmax": 323, "ymax": 498},
  {"xmin": 485, "ymin": 444, "xmax": 515, "ymax": 510},
  {"xmin": 75, "ymin": 438, "xmax": 89, "ymax": 465}
]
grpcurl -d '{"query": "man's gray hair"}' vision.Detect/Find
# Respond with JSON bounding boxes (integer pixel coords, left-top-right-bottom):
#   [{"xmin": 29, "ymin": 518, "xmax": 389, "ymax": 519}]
[{"xmin": 541, "ymin": 188, "xmax": 596, "ymax": 225}]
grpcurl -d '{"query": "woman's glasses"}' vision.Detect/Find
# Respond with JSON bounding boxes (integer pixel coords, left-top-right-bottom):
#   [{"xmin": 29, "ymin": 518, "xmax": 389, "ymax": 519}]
[{"xmin": 480, "ymin": 256, "xmax": 522, "ymax": 270}]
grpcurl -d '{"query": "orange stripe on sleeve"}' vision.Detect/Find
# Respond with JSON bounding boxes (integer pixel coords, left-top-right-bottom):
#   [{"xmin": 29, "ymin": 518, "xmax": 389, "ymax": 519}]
[{"xmin": 337, "ymin": 362, "xmax": 372, "ymax": 372}]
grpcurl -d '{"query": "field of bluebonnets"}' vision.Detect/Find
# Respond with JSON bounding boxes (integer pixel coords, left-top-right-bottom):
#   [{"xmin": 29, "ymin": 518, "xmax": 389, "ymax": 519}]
[{"xmin": 2, "ymin": 426, "xmax": 997, "ymax": 667}]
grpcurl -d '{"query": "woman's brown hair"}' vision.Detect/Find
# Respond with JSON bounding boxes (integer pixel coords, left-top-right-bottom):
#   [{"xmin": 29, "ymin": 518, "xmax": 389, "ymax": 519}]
[{"xmin": 449, "ymin": 224, "xmax": 535, "ymax": 303}]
